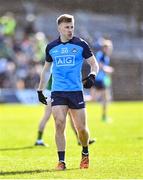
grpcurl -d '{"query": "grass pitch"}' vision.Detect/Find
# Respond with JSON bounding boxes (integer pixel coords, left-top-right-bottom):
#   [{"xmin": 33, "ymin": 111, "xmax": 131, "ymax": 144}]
[{"xmin": 0, "ymin": 102, "xmax": 143, "ymax": 179}]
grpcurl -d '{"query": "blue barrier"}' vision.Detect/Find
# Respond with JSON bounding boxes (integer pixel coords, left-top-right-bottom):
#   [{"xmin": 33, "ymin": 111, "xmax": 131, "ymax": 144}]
[{"xmin": 0, "ymin": 89, "xmax": 39, "ymax": 104}]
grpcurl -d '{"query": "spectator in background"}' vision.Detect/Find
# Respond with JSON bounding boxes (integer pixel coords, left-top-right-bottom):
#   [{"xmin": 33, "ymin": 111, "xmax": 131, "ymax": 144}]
[
  {"xmin": 0, "ymin": 12, "xmax": 16, "ymax": 37},
  {"xmin": 0, "ymin": 34, "xmax": 16, "ymax": 88},
  {"xmin": 24, "ymin": 65, "xmax": 40, "ymax": 89},
  {"xmin": 90, "ymin": 38, "xmax": 114, "ymax": 122},
  {"xmin": 24, "ymin": 13, "xmax": 36, "ymax": 36},
  {"xmin": 0, "ymin": 12, "xmax": 47, "ymax": 90},
  {"xmin": 33, "ymin": 32, "xmax": 47, "ymax": 62}
]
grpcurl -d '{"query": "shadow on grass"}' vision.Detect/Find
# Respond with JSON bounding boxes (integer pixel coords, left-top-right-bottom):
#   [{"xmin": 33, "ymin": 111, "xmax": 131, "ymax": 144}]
[
  {"xmin": 0, "ymin": 168, "xmax": 79, "ymax": 176},
  {"xmin": 137, "ymin": 136, "xmax": 143, "ymax": 140},
  {"xmin": 0, "ymin": 146, "xmax": 37, "ymax": 151}
]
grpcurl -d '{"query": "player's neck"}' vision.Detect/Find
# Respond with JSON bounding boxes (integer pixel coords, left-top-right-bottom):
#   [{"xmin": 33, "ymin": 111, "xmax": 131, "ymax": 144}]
[{"xmin": 60, "ymin": 36, "xmax": 72, "ymax": 43}]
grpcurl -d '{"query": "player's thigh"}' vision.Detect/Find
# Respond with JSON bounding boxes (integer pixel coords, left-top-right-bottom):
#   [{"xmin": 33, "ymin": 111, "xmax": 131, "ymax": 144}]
[
  {"xmin": 52, "ymin": 105, "xmax": 68, "ymax": 123},
  {"xmin": 90, "ymin": 87, "xmax": 96, "ymax": 100},
  {"xmin": 70, "ymin": 108, "xmax": 87, "ymax": 130},
  {"xmin": 96, "ymin": 89, "xmax": 105, "ymax": 99},
  {"xmin": 44, "ymin": 102, "xmax": 52, "ymax": 117},
  {"xmin": 101, "ymin": 89, "xmax": 108, "ymax": 101}
]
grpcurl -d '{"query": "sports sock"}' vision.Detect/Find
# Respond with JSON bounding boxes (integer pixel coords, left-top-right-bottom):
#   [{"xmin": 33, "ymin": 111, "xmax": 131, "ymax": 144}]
[
  {"xmin": 37, "ymin": 131, "xmax": 43, "ymax": 140},
  {"xmin": 102, "ymin": 114, "xmax": 107, "ymax": 120},
  {"xmin": 82, "ymin": 146, "xmax": 89, "ymax": 156},
  {"xmin": 58, "ymin": 151, "xmax": 65, "ymax": 162}
]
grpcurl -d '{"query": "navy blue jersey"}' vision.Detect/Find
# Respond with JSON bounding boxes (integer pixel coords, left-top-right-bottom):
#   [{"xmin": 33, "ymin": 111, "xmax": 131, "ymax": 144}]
[{"xmin": 45, "ymin": 37, "xmax": 93, "ymax": 91}]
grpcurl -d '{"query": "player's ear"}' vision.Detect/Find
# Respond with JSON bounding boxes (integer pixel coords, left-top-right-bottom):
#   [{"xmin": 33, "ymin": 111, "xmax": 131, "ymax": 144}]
[{"xmin": 57, "ymin": 24, "xmax": 61, "ymax": 33}]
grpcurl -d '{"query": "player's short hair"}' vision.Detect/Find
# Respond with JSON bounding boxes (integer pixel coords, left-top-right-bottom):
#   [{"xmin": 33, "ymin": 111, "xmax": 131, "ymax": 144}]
[
  {"xmin": 102, "ymin": 39, "xmax": 113, "ymax": 49},
  {"xmin": 56, "ymin": 14, "xmax": 74, "ymax": 25}
]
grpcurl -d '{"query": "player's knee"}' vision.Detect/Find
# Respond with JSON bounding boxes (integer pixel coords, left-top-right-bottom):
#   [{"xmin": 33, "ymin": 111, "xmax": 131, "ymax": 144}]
[
  {"xmin": 75, "ymin": 122, "xmax": 86, "ymax": 131},
  {"xmin": 55, "ymin": 119, "xmax": 65, "ymax": 132},
  {"xmin": 77, "ymin": 127, "xmax": 87, "ymax": 135}
]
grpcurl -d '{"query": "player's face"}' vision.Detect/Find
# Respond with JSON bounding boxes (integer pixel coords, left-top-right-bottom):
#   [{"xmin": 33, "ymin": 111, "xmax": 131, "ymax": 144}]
[
  {"xmin": 58, "ymin": 22, "xmax": 74, "ymax": 41},
  {"xmin": 103, "ymin": 46, "xmax": 113, "ymax": 56}
]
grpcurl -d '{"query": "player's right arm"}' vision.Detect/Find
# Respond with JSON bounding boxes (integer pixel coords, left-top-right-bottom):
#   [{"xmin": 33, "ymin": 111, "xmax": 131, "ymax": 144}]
[
  {"xmin": 102, "ymin": 65, "xmax": 114, "ymax": 74},
  {"xmin": 38, "ymin": 61, "xmax": 52, "ymax": 91},
  {"xmin": 37, "ymin": 61, "xmax": 52, "ymax": 105}
]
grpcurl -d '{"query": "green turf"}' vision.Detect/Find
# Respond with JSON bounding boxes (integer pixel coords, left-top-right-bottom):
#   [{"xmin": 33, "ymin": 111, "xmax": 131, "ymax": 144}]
[{"xmin": 0, "ymin": 102, "xmax": 143, "ymax": 179}]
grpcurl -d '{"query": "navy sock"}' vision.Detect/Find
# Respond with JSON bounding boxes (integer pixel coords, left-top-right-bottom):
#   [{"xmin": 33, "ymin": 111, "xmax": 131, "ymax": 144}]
[
  {"xmin": 58, "ymin": 151, "xmax": 65, "ymax": 162},
  {"xmin": 37, "ymin": 131, "xmax": 43, "ymax": 140},
  {"xmin": 82, "ymin": 146, "xmax": 89, "ymax": 156}
]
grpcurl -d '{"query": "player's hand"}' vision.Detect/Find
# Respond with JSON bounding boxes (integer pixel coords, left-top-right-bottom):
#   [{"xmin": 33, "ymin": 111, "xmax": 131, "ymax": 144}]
[
  {"xmin": 37, "ymin": 90, "xmax": 47, "ymax": 105},
  {"xmin": 83, "ymin": 73, "xmax": 95, "ymax": 89}
]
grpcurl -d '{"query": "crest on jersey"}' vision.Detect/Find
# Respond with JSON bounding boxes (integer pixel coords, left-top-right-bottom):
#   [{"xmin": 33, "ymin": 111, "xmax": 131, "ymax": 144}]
[{"xmin": 72, "ymin": 48, "xmax": 78, "ymax": 53}]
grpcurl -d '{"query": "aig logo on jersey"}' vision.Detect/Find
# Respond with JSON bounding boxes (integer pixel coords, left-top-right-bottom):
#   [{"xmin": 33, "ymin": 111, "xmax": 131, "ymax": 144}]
[{"xmin": 55, "ymin": 55, "xmax": 75, "ymax": 66}]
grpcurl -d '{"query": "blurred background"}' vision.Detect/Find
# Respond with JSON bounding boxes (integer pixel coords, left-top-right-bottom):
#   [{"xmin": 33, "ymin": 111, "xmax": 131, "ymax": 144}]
[{"xmin": 0, "ymin": 0, "xmax": 143, "ymax": 104}]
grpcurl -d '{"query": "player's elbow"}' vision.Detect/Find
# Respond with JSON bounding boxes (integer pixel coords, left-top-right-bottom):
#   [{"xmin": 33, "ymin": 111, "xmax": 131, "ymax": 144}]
[{"xmin": 95, "ymin": 61, "xmax": 99, "ymax": 74}]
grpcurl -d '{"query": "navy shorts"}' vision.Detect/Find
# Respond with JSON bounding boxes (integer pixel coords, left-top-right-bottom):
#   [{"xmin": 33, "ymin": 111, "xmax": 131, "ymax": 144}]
[
  {"xmin": 94, "ymin": 80, "xmax": 106, "ymax": 90},
  {"xmin": 51, "ymin": 91, "xmax": 85, "ymax": 109}
]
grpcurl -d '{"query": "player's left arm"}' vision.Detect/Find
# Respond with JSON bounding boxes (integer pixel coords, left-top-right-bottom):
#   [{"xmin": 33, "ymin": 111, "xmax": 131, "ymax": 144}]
[
  {"xmin": 81, "ymin": 40, "xmax": 99, "ymax": 88},
  {"xmin": 86, "ymin": 55, "xmax": 99, "ymax": 76},
  {"xmin": 82, "ymin": 55, "xmax": 99, "ymax": 89}
]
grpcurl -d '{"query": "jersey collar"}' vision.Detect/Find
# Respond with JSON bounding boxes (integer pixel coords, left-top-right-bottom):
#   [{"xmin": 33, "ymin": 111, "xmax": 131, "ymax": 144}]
[{"xmin": 58, "ymin": 36, "xmax": 74, "ymax": 44}]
